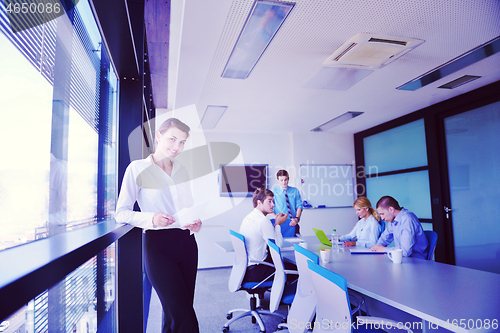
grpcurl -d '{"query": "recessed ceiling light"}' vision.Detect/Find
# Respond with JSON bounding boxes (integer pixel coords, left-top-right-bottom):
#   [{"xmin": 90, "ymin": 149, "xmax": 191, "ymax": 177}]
[
  {"xmin": 200, "ymin": 106, "xmax": 227, "ymax": 129},
  {"xmin": 221, "ymin": 0, "xmax": 294, "ymax": 79},
  {"xmin": 312, "ymin": 112, "xmax": 364, "ymax": 132}
]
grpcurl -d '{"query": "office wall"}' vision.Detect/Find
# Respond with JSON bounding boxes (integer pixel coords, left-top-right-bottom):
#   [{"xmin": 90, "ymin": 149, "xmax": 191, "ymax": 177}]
[{"xmin": 194, "ymin": 130, "xmax": 357, "ymax": 268}]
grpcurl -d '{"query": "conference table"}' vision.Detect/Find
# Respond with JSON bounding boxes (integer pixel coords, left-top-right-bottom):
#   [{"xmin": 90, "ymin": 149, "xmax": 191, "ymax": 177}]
[{"xmin": 281, "ymin": 236, "xmax": 500, "ymax": 333}]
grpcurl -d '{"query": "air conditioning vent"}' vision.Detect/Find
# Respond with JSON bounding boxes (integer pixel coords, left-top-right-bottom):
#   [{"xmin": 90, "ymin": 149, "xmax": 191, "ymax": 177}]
[
  {"xmin": 438, "ymin": 75, "xmax": 481, "ymax": 89},
  {"xmin": 334, "ymin": 43, "xmax": 357, "ymax": 61},
  {"xmin": 324, "ymin": 33, "xmax": 424, "ymax": 69},
  {"xmin": 368, "ymin": 37, "xmax": 407, "ymax": 46}
]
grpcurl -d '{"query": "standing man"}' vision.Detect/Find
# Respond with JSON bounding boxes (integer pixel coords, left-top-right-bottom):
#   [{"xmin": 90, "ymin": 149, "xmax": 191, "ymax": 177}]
[
  {"xmin": 371, "ymin": 196, "xmax": 429, "ymax": 259},
  {"xmin": 239, "ymin": 188, "xmax": 288, "ymax": 282},
  {"xmin": 272, "ymin": 169, "xmax": 303, "ymax": 237}
]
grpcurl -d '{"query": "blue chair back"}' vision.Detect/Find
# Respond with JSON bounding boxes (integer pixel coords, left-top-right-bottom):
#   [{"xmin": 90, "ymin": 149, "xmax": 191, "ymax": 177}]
[
  {"xmin": 228, "ymin": 230, "xmax": 248, "ymax": 292},
  {"xmin": 287, "ymin": 244, "xmax": 319, "ymax": 333},
  {"xmin": 268, "ymin": 239, "xmax": 287, "ymax": 312},
  {"xmin": 307, "ymin": 260, "xmax": 352, "ymax": 332},
  {"xmin": 424, "ymin": 230, "xmax": 438, "ymax": 260}
]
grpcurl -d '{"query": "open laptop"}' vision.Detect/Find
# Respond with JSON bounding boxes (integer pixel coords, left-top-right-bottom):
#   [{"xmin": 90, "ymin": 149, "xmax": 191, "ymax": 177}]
[
  {"xmin": 348, "ymin": 247, "xmax": 385, "ymax": 254},
  {"xmin": 312, "ymin": 228, "xmax": 332, "ymax": 247}
]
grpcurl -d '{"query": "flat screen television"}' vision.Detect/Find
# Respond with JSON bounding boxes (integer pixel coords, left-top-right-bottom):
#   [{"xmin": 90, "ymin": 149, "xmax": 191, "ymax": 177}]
[{"xmin": 219, "ymin": 164, "xmax": 268, "ymax": 197}]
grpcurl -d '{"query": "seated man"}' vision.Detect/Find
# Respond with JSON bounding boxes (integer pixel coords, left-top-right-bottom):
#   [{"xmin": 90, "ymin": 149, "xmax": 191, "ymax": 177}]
[
  {"xmin": 239, "ymin": 188, "xmax": 293, "ymax": 283},
  {"xmin": 371, "ymin": 196, "xmax": 429, "ymax": 259}
]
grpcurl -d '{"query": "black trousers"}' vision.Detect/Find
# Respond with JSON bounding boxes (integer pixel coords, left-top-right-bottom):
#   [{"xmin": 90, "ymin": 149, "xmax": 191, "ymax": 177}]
[
  {"xmin": 243, "ymin": 252, "xmax": 297, "ymax": 283},
  {"xmin": 144, "ymin": 229, "xmax": 199, "ymax": 333}
]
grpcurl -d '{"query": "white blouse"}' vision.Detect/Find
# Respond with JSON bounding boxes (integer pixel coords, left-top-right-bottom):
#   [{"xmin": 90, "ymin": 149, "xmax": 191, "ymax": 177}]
[
  {"xmin": 115, "ymin": 155, "xmax": 194, "ymax": 230},
  {"xmin": 339, "ymin": 214, "xmax": 382, "ymax": 248}
]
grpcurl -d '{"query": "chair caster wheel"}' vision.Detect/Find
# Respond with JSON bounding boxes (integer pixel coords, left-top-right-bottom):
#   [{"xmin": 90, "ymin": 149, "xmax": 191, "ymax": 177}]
[
  {"xmin": 226, "ymin": 313, "xmax": 232, "ymax": 320},
  {"xmin": 222, "ymin": 326, "xmax": 229, "ymax": 332}
]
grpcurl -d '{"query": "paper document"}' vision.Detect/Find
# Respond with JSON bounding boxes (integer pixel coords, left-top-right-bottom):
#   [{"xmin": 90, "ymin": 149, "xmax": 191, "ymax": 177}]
[{"xmin": 173, "ymin": 203, "xmax": 207, "ymax": 228}]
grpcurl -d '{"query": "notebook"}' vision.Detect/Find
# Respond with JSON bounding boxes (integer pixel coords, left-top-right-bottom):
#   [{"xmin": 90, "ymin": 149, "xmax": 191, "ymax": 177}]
[
  {"xmin": 348, "ymin": 247, "xmax": 385, "ymax": 254},
  {"xmin": 312, "ymin": 228, "xmax": 332, "ymax": 247}
]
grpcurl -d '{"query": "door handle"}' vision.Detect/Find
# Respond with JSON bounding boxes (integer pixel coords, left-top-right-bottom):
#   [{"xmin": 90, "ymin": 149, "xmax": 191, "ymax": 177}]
[{"xmin": 444, "ymin": 206, "xmax": 453, "ymax": 218}]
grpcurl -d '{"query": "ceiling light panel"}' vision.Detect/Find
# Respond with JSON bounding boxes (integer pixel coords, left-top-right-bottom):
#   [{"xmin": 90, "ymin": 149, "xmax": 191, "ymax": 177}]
[
  {"xmin": 304, "ymin": 67, "xmax": 373, "ymax": 90},
  {"xmin": 200, "ymin": 105, "xmax": 228, "ymax": 129},
  {"xmin": 312, "ymin": 111, "xmax": 364, "ymax": 132},
  {"xmin": 221, "ymin": 0, "xmax": 295, "ymax": 79}
]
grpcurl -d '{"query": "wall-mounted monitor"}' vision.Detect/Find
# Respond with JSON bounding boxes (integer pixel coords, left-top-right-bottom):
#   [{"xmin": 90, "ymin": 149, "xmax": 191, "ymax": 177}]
[{"xmin": 219, "ymin": 164, "xmax": 268, "ymax": 197}]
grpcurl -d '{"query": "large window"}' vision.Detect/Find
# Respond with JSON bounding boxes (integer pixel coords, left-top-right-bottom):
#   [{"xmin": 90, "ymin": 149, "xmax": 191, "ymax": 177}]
[
  {"xmin": 0, "ymin": 0, "xmax": 118, "ymax": 331},
  {"xmin": 361, "ymin": 119, "xmax": 432, "ymax": 220},
  {"xmin": 0, "ymin": 0, "xmax": 118, "ymax": 250}
]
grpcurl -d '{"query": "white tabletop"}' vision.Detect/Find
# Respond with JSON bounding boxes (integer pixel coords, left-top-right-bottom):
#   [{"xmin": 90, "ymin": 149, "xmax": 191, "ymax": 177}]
[{"xmin": 284, "ymin": 236, "xmax": 500, "ymax": 333}]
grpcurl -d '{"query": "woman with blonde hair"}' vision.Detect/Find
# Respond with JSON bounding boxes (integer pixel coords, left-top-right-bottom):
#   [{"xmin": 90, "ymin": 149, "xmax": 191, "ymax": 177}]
[{"xmin": 340, "ymin": 196, "xmax": 383, "ymax": 248}]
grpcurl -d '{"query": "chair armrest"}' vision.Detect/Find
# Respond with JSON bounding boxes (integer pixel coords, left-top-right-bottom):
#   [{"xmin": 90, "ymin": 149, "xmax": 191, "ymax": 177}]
[
  {"xmin": 253, "ymin": 261, "xmax": 275, "ymax": 267},
  {"xmin": 357, "ymin": 316, "xmax": 413, "ymax": 333},
  {"xmin": 250, "ymin": 272, "xmax": 275, "ymax": 290},
  {"xmin": 348, "ymin": 295, "xmax": 361, "ymax": 315},
  {"xmin": 284, "ymin": 270, "xmax": 298, "ymax": 275}
]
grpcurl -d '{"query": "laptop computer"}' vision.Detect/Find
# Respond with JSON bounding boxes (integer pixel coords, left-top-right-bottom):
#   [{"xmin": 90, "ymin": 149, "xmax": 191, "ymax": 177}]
[
  {"xmin": 312, "ymin": 228, "xmax": 332, "ymax": 247},
  {"xmin": 348, "ymin": 247, "xmax": 385, "ymax": 254}
]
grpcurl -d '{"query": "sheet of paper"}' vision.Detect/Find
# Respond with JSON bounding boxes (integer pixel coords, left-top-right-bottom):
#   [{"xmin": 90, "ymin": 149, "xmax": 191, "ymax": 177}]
[{"xmin": 173, "ymin": 203, "xmax": 207, "ymax": 228}]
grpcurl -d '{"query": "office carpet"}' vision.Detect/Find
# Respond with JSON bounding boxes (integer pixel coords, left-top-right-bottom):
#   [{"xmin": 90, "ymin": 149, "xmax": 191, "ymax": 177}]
[{"xmin": 146, "ymin": 267, "xmax": 288, "ymax": 333}]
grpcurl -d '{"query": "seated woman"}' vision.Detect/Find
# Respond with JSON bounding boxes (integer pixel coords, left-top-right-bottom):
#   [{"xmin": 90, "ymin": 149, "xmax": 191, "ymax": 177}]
[{"xmin": 340, "ymin": 197, "xmax": 383, "ymax": 248}]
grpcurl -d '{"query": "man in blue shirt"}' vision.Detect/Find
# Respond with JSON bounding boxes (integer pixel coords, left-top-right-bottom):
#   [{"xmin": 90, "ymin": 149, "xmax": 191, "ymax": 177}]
[
  {"xmin": 271, "ymin": 170, "xmax": 303, "ymax": 237},
  {"xmin": 371, "ymin": 196, "xmax": 429, "ymax": 259}
]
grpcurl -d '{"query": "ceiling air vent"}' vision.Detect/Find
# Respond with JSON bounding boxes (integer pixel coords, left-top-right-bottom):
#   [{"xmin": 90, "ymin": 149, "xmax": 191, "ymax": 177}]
[
  {"xmin": 323, "ymin": 33, "xmax": 424, "ymax": 69},
  {"xmin": 438, "ymin": 75, "xmax": 481, "ymax": 89}
]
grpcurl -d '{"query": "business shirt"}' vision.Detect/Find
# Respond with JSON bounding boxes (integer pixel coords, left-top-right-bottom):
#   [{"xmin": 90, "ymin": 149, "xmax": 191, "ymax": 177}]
[
  {"xmin": 339, "ymin": 214, "xmax": 382, "ymax": 248},
  {"xmin": 272, "ymin": 186, "xmax": 303, "ymax": 237},
  {"xmin": 115, "ymin": 155, "xmax": 193, "ymax": 230},
  {"xmin": 376, "ymin": 208, "xmax": 429, "ymax": 259},
  {"xmin": 240, "ymin": 208, "xmax": 283, "ymax": 265}
]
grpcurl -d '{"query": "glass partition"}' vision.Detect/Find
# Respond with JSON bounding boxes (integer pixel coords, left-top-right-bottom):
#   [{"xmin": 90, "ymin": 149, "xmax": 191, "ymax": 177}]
[
  {"xmin": 445, "ymin": 101, "xmax": 500, "ymax": 273},
  {"xmin": 363, "ymin": 119, "xmax": 427, "ymax": 174}
]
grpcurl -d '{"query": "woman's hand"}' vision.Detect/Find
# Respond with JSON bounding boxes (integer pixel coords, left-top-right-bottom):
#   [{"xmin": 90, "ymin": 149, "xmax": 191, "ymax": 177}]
[
  {"xmin": 343, "ymin": 241, "xmax": 356, "ymax": 247},
  {"xmin": 186, "ymin": 219, "xmax": 202, "ymax": 232},
  {"xmin": 153, "ymin": 212, "xmax": 176, "ymax": 227}
]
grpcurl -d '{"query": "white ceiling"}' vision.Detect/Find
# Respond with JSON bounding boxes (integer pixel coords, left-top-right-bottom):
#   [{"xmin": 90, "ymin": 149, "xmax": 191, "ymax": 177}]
[{"xmin": 160, "ymin": 0, "xmax": 500, "ymax": 134}]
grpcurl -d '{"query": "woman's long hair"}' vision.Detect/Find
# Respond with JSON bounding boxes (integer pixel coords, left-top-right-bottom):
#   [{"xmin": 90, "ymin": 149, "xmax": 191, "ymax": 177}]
[{"xmin": 353, "ymin": 196, "xmax": 380, "ymax": 221}]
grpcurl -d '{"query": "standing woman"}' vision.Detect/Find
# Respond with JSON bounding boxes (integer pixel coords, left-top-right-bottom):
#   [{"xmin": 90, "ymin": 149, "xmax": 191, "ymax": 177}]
[
  {"xmin": 116, "ymin": 118, "xmax": 201, "ymax": 333},
  {"xmin": 340, "ymin": 196, "xmax": 382, "ymax": 249}
]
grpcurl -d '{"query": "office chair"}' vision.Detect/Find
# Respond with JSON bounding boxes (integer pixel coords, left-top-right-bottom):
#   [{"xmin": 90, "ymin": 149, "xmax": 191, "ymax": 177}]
[
  {"xmin": 285, "ymin": 244, "xmax": 319, "ymax": 333},
  {"xmin": 307, "ymin": 260, "xmax": 413, "ymax": 333},
  {"xmin": 267, "ymin": 239, "xmax": 298, "ymax": 331},
  {"xmin": 289, "ymin": 244, "xmax": 365, "ymax": 328},
  {"xmin": 223, "ymin": 230, "xmax": 285, "ymax": 333},
  {"xmin": 424, "ymin": 230, "xmax": 438, "ymax": 260}
]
